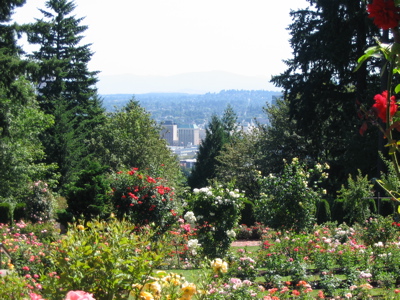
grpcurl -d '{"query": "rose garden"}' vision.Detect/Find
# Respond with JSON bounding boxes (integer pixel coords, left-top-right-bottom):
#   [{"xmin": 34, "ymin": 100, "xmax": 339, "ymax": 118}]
[{"xmin": 6, "ymin": 0, "xmax": 400, "ymax": 299}]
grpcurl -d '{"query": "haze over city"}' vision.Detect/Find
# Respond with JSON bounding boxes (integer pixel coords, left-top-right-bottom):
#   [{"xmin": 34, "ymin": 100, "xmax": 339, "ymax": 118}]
[{"xmin": 12, "ymin": 0, "xmax": 309, "ymax": 94}]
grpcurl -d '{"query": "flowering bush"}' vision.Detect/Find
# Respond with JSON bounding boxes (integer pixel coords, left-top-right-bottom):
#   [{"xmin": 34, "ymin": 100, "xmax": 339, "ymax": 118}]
[
  {"xmin": 235, "ymin": 223, "xmax": 263, "ymax": 240},
  {"xmin": 39, "ymin": 218, "xmax": 166, "ymax": 300},
  {"xmin": 110, "ymin": 168, "xmax": 180, "ymax": 234},
  {"xmin": 227, "ymin": 253, "xmax": 258, "ymax": 282},
  {"xmin": 254, "ymin": 158, "xmax": 329, "ymax": 233},
  {"xmin": 187, "ymin": 181, "xmax": 246, "ymax": 258},
  {"xmin": 161, "ymin": 215, "xmax": 200, "ymax": 269},
  {"xmin": 26, "ymin": 181, "xmax": 55, "ymax": 223}
]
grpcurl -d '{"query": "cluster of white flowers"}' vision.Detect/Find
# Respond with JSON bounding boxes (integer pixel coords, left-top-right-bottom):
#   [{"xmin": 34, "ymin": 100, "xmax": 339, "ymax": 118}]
[
  {"xmin": 226, "ymin": 229, "xmax": 236, "ymax": 239},
  {"xmin": 359, "ymin": 270, "xmax": 372, "ymax": 279},
  {"xmin": 184, "ymin": 211, "xmax": 197, "ymax": 225},
  {"xmin": 228, "ymin": 190, "xmax": 241, "ymax": 198},
  {"xmin": 187, "ymin": 239, "xmax": 201, "ymax": 255}
]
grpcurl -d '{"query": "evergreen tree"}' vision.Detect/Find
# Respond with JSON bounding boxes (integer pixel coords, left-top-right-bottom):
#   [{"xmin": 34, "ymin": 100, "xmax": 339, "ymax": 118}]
[
  {"xmin": 25, "ymin": 0, "xmax": 105, "ymax": 186},
  {"xmin": 0, "ymin": 1, "xmax": 56, "ymax": 202},
  {"xmin": 271, "ymin": 0, "xmax": 381, "ymax": 190},
  {"xmin": 188, "ymin": 106, "xmax": 238, "ymax": 189}
]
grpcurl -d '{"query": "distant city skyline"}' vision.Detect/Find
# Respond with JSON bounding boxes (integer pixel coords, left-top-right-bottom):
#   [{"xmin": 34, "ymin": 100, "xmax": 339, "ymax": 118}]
[{"xmin": 12, "ymin": 0, "xmax": 310, "ymax": 94}]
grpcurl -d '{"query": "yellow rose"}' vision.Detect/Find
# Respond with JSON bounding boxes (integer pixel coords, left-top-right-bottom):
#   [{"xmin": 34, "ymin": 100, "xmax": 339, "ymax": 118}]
[{"xmin": 140, "ymin": 291, "xmax": 154, "ymax": 300}]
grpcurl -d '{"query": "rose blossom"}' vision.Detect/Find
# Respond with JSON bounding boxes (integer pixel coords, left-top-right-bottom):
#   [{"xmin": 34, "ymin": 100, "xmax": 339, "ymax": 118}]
[
  {"xmin": 64, "ymin": 291, "xmax": 96, "ymax": 300},
  {"xmin": 367, "ymin": 0, "xmax": 400, "ymax": 30}
]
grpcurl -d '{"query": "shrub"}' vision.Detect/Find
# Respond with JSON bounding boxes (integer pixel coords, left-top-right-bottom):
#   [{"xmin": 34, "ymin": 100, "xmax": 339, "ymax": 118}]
[
  {"xmin": 254, "ymin": 158, "xmax": 328, "ymax": 233},
  {"xmin": 109, "ymin": 167, "xmax": 180, "ymax": 235},
  {"xmin": 64, "ymin": 161, "xmax": 112, "ymax": 220},
  {"xmin": 0, "ymin": 203, "xmax": 11, "ymax": 224},
  {"xmin": 39, "ymin": 218, "xmax": 167, "ymax": 300},
  {"xmin": 13, "ymin": 203, "xmax": 27, "ymax": 222},
  {"xmin": 26, "ymin": 180, "xmax": 55, "ymax": 223},
  {"xmin": 187, "ymin": 181, "xmax": 246, "ymax": 258},
  {"xmin": 336, "ymin": 170, "xmax": 375, "ymax": 225}
]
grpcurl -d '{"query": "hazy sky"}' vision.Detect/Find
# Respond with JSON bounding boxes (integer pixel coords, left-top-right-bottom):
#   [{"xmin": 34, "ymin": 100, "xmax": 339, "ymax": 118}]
[{"xmin": 12, "ymin": 0, "xmax": 310, "ymax": 93}]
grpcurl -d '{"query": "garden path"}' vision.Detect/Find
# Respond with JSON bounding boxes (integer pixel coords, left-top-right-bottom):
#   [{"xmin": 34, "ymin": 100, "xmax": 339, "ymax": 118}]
[{"xmin": 231, "ymin": 240, "xmax": 261, "ymax": 247}]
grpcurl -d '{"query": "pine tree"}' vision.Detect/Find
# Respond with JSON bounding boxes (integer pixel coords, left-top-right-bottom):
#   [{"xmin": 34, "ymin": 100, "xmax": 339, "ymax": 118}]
[
  {"xmin": 270, "ymin": 0, "xmax": 381, "ymax": 190},
  {"xmin": 25, "ymin": 0, "xmax": 105, "ymax": 186},
  {"xmin": 188, "ymin": 106, "xmax": 238, "ymax": 189}
]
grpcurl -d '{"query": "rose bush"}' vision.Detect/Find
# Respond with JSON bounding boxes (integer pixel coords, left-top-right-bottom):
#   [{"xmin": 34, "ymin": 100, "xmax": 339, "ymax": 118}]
[
  {"xmin": 254, "ymin": 158, "xmax": 329, "ymax": 233},
  {"xmin": 109, "ymin": 167, "xmax": 181, "ymax": 235},
  {"xmin": 187, "ymin": 181, "xmax": 246, "ymax": 258}
]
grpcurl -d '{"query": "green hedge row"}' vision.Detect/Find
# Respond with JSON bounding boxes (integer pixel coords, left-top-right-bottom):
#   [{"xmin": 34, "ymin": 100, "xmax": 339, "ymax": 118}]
[{"xmin": 0, "ymin": 203, "xmax": 27, "ymax": 224}]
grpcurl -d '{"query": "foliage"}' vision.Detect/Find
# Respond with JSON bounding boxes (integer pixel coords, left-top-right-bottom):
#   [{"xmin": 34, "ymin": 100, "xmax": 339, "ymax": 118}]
[
  {"xmin": 256, "ymin": 98, "xmax": 311, "ymax": 175},
  {"xmin": 336, "ymin": 170, "xmax": 376, "ymax": 224},
  {"xmin": 234, "ymin": 223, "xmax": 262, "ymax": 240},
  {"xmin": 254, "ymin": 158, "xmax": 328, "ymax": 233},
  {"xmin": 39, "ymin": 218, "xmax": 165, "ymax": 300},
  {"xmin": 358, "ymin": 215, "xmax": 399, "ymax": 246},
  {"xmin": 109, "ymin": 167, "xmax": 180, "ymax": 235},
  {"xmin": 13, "ymin": 202, "xmax": 27, "ymax": 221},
  {"xmin": 24, "ymin": 0, "xmax": 105, "ymax": 187},
  {"xmin": 216, "ymin": 129, "xmax": 263, "ymax": 224},
  {"xmin": 0, "ymin": 77, "xmax": 57, "ymax": 203},
  {"xmin": 187, "ymin": 182, "xmax": 245, "ymax": 258},
  {"xmin": 226, "ymin": 253, "xmax": 258, "ymax": 282},
  {"xmin": 0, "ymin": 271, "xmax": 32, "ymax": 299},
  {"xmin": 26, "ymin": 180, "xmax": 55, "ymax": 223},
  {"xmin": 0, "ymin": 203, "xmax": 11, "ymax": 224},
  {"xmin": 3, "ymin": 220, "xmax": 400, "ymax": 298},
  {"xmin": 89, "ymin": 99, "xmax": 182, "ymax": 187},
  {"xmin": 188, "ymin": 106, "xmax": 238, "ymax": 189},
  {"xmin": 64, "ymin": 160, "xmax": 112, "ymax": 220},
  {"xmin": 271, "ymin": 0, "xmax": 381, "ymax": 192}
]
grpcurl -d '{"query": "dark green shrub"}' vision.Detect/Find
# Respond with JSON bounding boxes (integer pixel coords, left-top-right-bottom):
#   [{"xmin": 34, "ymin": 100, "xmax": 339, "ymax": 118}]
[
  {"xmin": 13, "ymin": 203, "xmax": 27, "ymax": 222},
  {"xmin": 64, "ymin": 161, "xmax": 111, "ymax": 220},
  {"xmin": 56, "ymin": 209, "xmax": 74, "ymax": 231},
  {"xmin": 331, "ymin": 199, "xmax": 345, "ymax": 224},
  {"xmin": 336, "ymin": 170, "xmax": 375, "ymax": 225},
  {"xmin": 0, "ymin": 203, "xmax": 11, "ymax": 224},
  {"xmin": 316, "ymin": 199, "xmax": 331, "ymax": 224}
]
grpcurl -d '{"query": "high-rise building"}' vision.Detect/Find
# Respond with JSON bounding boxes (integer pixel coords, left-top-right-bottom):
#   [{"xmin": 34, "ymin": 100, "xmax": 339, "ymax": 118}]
[
  {"xmin": 178, "ymin": 124, "xmax": 200, "ymax": 147},
  {"xmin": 161, "ymin": 121, "xmax": 178, "ymax": 146}
]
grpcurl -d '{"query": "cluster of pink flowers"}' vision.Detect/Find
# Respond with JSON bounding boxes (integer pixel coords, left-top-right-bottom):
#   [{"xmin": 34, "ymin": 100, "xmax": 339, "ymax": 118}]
[{"xmin": 30, "ymin": 291, "xmax": 95, "ymax": 300}]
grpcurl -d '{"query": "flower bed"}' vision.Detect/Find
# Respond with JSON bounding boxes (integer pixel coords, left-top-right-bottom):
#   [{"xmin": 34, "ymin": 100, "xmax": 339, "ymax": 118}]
[{"xmin": 2, "ymin": 216, "xmax": 400, "ymax": 299}]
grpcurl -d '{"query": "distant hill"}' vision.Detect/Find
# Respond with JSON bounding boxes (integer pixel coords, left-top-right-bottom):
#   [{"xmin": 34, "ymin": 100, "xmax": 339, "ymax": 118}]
[
  {"xmin": 97, "ymin": 71, "xmax": 280, "ymax": 94},
  {"xmin": 101, "ymin": 89, "xmax": 282, "ymax": 125}
]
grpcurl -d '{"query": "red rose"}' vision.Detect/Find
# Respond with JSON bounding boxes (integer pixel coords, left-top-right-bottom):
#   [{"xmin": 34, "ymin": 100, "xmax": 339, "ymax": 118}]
[
  {"xmin": 372, "ymin": 90, "xmax": 398, "ymax": 123},
  {"xmin": 367, "ymin": 0, "xmax": 400, "ymax": 30}
]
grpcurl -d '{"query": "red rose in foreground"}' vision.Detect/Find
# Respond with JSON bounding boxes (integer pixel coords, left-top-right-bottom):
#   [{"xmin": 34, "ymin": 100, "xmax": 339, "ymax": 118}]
[
  {"xmin": 367, "ymin": 0, "xmax": 400, "ymax": 30},
  {"xmin": 372, "ymin": 90, "xmax": 398, "ymax": 123}
]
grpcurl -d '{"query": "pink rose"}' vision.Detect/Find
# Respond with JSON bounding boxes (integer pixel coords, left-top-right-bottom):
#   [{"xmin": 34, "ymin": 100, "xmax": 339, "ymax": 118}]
[
  {"xmin": 65, "ymin": 291, "xmax": 96, "ymax": 300},
  {"xmin": 30, "ymin": 293, "xmax": 46, "ymax": 300}
]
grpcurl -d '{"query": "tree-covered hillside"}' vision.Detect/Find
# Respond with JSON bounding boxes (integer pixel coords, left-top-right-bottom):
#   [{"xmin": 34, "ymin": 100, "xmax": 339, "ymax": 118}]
[{"xmin": 101, "ymin": 90, "xmax": 282, "ymax": 125}]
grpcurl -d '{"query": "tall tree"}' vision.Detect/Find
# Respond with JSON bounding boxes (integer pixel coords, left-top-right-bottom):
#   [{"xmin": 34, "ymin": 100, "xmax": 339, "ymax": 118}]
[
  {"xmin": 271, "ymin": 0, "xmax": 381, "ymax": 189},
  {"xmin": 0, "ymin": 1, "xmax": 56, "ymax": 202},
  {"xmin": 89, "ymin": 99, "xmax": 182, "ymax": 186},
  {"xmin": 25, "ymin": 0, "xmax": 105, "ymax": 186},
  {"xmin": 188, "ymin": 106, "xmax": 238, "ymax": 189},
  {"xmin": 0, "ymin": 77, "xmax": 55, "ymax": 202}
]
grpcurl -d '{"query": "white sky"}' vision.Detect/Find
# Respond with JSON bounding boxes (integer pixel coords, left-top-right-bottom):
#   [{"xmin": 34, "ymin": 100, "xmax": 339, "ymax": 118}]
[{"xmin": 12, "ymin": 0, "xmax": 310, "ymax": 93}]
